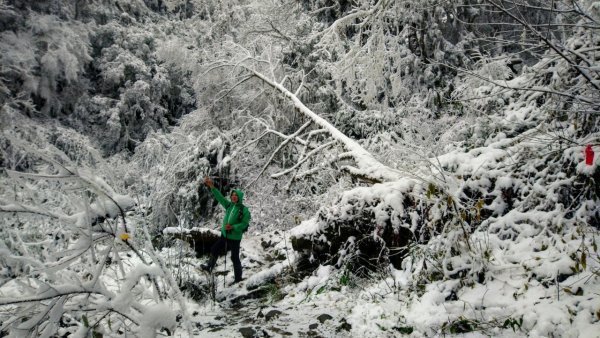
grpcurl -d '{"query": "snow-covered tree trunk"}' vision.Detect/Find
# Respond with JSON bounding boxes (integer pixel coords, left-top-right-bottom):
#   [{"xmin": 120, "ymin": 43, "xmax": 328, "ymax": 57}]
[{"xmin": 246, "ymin": 67, "xmax": 403, "ymax": 184}]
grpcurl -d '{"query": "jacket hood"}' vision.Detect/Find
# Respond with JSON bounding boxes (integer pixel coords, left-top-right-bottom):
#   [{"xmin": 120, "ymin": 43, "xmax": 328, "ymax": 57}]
[{"xmin": 231, "ymin": 189, "xmax": 244, "ymax": 204}]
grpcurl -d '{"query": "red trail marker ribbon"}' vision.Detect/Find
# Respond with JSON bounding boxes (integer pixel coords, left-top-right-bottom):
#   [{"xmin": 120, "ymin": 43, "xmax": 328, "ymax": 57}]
[{"xmin": 585, "ymin": 145, "xmax": 594, "ymax": 166}]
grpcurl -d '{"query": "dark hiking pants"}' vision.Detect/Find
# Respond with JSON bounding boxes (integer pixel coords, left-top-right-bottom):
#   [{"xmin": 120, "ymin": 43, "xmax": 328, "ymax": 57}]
[{"xmin": 206, "ymin": 235, "xmax": 242, "ymax": 282}]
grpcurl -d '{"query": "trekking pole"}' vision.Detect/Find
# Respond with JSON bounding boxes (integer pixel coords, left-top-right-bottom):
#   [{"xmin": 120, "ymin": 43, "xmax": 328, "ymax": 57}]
[{"xmin": 223, "ymin": 231, "xmax": 227, "ymax": 288}]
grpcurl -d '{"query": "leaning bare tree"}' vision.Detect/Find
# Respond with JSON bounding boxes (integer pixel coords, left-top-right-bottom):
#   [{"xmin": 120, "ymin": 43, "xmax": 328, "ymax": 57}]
[
  {"xmin": 206, "ymin": 52, "xmax": 405, "ymax": 189},
  {"xmin": 205, "ymin": 0, "xmax": 600, "ymax": 185},
  {"xmin": 196, "ymin": 0, "xmax": 469, "ymax": 191}
]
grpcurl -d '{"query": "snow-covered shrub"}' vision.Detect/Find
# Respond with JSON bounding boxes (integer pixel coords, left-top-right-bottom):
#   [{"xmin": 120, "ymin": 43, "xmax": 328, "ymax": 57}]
[
  {"xmin": 290, "ymin": 178, "xmax": 470, "ymax": 273},
  {"xmin": 0, "ymin": 108, "xmax": 193, "ymax": 338},
  {"xmin": 296, "ymin": 0, "xmax": 469, "ymax": 112},
  {"xmin": 1, "ymin": 0, "xmax": 196, "ymax": 156},
  {"xmin": 129, "ymin": 109, "xmax": 232, "ymax": 233},
  {"xmin": 292, "ymin": 110, "xmax": 598, "ymax": 283},
  {"xmin": 0, "ymin": 12, "xmax": 91, "ymax": 115}
]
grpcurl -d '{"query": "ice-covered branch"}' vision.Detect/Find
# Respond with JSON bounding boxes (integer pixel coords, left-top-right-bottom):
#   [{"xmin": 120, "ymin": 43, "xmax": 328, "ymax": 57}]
[
  {"xmin": 295, "ymin": 152, "xmax": 353, "ymax": 180},
  {"xmin": 487, "ymin": 0, "xmax": 600, "ymax": 92},
  {"xmin": 245, "ymin": 66, "xmax": 403, "ymax": 183},
  {"xmin": 246, "ymin": 115, "xmax": 311, "ymax": 146},
  {"xmin": 7, "ymin": 167, "xmax": 133, "ymax": 233},
  {"xmin": 0, "ymin": 199, "xmax": 66, "ymax": 219},
  {"xmin": 247, "ymin": 120, "xmax": 312, "ymax": 187},
  {"xmin": 315, "ymin": 0, "xmax": 387, "ymax": 39},
  {"xmin": 0, "ymin": 286, "xmax": 104, "ymax": 306},
  {"xmin": 272, "ymin": 140, "xmax": 337, "ymax": 179}
]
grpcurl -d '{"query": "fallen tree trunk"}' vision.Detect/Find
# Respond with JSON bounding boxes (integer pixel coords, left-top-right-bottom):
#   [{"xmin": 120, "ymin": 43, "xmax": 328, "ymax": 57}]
[
  {"xmin": 247, "ymin": 67, "xmax": 403, "ymax": 184},
  {"xmin": 163, "ymin": 227, "xmax": 221, "ymax": 257}
]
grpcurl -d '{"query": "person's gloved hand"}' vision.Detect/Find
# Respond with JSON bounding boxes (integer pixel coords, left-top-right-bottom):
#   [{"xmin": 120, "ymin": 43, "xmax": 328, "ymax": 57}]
[
  {"xmin": 204, "ymin": 176, "xmax": 214, "ymax": 188},
  {"xmin": 225, "ymin": 224, "xmax": 233, "ymax": 232}
]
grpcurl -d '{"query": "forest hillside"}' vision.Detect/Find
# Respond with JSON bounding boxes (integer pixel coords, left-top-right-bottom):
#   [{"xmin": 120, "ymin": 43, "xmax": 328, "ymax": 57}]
[{"xmin": 1, "ymin": 0, "xmax": 599, "ymax": 337}]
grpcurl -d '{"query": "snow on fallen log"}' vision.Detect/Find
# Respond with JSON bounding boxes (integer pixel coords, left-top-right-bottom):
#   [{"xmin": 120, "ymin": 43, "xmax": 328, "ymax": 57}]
[
  {"xmin": 290, "ymin": 179, "xmax": 424, "ymax": 271},
  {"xmin": 162, "ymin": 227, "xmax": 221, "ymax": 257}
]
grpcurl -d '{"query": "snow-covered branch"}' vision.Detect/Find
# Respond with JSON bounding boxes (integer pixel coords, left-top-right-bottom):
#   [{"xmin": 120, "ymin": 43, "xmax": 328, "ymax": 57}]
[
  {"xmin": 487, "ymin": 0, "xmax": 600, "ymax": 92},
  {"xmin": 0, "ymin": 143, "xmax": 184, "ymax": 337},
  {"xmin": 0, "ymin": 199, "xmax": 65, "ymax": 219},
  {"xmin": 244, "ymin": 66, "xmax": 403, "ymax": 183},
  {"xmin": 247, "ymin": 120, "xmax": 313, "ymax": 187},
  {"xmin": 272, "ymin": 140, "xmax": 337, "ymax": 178},
  {"xmin": 443, "ymin": 61, "xmax": 598, "ymax": 105},
  {"xmin": 0, "ymin": 286, "xmax": 104, "ymax": 306}
]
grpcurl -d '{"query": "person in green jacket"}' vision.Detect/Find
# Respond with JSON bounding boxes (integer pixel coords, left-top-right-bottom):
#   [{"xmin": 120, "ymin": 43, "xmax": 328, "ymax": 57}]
[{"xmin": 201, "ymin": 177, "xmax": 251, "ymax": 284}]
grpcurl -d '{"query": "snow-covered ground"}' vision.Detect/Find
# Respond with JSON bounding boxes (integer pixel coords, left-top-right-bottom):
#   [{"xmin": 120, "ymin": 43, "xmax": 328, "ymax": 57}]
[{"xmin": 164, "ymin": 223, "xmax": 600, "ymax": 337}]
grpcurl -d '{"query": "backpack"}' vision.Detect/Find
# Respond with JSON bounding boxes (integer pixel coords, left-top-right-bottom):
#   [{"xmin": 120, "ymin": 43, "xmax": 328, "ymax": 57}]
[{"xmin": 238, "ymin": 205, "xmax": 250, "ymax": 232}]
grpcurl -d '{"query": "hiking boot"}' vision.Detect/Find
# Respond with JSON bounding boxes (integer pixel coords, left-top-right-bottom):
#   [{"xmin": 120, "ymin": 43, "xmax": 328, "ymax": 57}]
[
  {"xmin": 228, "ymin": 279, "xmax": 244, "ymax": 287},
  {"xmin": 200, "ymin": 263, "xmax": 212, "ymax": 272}
]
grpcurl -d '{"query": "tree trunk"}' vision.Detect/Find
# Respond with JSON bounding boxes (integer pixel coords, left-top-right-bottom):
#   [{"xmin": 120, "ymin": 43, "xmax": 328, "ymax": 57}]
[{"xmin": 246, "ymin": 67, "xmax": 402, "ymax": 183}]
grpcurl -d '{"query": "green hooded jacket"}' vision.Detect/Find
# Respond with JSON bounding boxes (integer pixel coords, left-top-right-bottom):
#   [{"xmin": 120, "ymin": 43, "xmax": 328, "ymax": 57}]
[{"xmin": 210, "ymin": 187, "xmax": 250, "ymax": 240}]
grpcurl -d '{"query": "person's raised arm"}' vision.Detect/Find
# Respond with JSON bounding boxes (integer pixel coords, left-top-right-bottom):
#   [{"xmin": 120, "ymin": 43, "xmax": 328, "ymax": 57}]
[{"xmin": 204, "ymin": 177, "xmax": 230, "ymax": 208}]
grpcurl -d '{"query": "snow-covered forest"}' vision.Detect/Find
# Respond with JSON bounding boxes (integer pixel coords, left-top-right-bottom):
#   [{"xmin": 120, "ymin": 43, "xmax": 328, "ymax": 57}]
[{"xmin": 1, "ymin": 0, "xmax": 599, "ymax": 337}]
